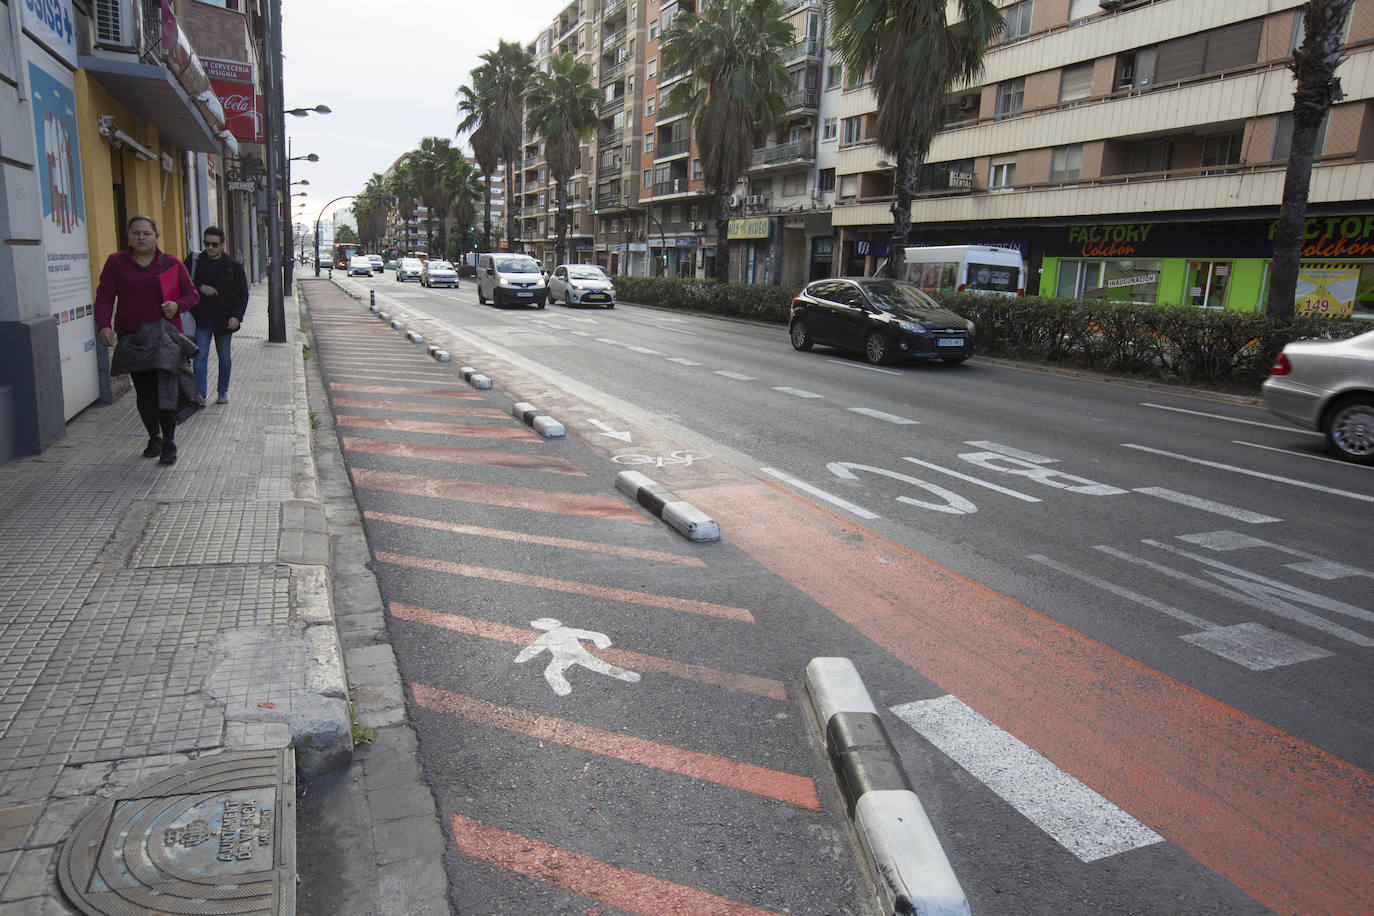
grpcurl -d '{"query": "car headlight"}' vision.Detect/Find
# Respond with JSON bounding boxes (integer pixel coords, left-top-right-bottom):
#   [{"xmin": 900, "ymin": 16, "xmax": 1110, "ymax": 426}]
[
  {"xmin": 897, "ymin": 320, "xmax": 928, "ymax": 335},
  {"xmin": 499, "ymin": 277, "xmax": 511, "ymax": 286},
  {"xmin": 965, "ymin": 320, "xmax": 976, "ymax": 334}
]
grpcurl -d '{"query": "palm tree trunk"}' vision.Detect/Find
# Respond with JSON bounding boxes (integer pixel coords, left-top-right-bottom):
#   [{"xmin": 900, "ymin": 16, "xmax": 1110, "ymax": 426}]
[
  {"xmin": 887, "ymin": 148, "xmax": 917, "ymax": 280},
  {"xmin": 483, "ymin": 174, "xmax": 493, "ymax": 252},
  {"xmin": 555, "ymin": 181, "xmax": 568, "ymax": 267},
  {"xmin": 1266, "ymin": 0, "xmax": 1353, "ymax": 320},
  {"xmin": 713, "ymin": 191, "xmax": 731, "ymax": 283},
  {"xmin": 504, "ymin": 161, "xmax": 517, "ymax": 251}
]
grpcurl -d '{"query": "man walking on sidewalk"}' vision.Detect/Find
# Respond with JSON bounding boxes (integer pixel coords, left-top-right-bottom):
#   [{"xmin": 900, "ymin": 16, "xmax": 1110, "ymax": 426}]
[{"xmin": 187, "ymin": 226, "xmax": 249, "ymax": 404}]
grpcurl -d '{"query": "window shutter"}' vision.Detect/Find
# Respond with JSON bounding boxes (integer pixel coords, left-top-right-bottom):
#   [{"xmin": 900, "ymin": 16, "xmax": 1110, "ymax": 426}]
[
  {"xmin": 1203, "ymin": 20, "xmax": 1262, "ymax": 73},
  {"xmin": 1155, "ymin": 34, "xmax": 1206, "ymax": 83},
  {"xmin": 1068, "ymin": 0, "xmax": 1098, "ymax": 20},
  {"xmin": 1059, "ymin": 63, "xmax": 1094, "ymax": 102}
]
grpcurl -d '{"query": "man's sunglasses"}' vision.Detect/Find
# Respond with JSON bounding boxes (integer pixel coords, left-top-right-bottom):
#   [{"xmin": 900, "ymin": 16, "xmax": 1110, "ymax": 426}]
[{"xmin": 203, "ymin": 241, "xmax": 222, "ymax": 248}]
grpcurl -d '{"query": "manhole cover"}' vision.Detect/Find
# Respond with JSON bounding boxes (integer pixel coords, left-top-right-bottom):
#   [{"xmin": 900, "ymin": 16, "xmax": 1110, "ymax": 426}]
[{"xmin": 58, "ymin": 749, "xmax": 295, "ymax": 915}]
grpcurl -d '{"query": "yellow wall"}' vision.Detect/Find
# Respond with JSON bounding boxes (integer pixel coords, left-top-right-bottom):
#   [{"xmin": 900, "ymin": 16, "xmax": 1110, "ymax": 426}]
[{"xmin": 74, "ymin": 72, "xmax": 189, "ymax": 296}]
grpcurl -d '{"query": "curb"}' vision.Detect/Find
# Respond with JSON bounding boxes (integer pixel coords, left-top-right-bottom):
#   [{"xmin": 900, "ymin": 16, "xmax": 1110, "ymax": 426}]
[
  {"xmin": 613, "ymin": 470, "xmax": 720, "ymax": 541},
  {"xmin": 511, "ymin": 401, "xmax": 566, "ymax": 438},
  {"xmin": 459, "ymin": 366, "xmax": 492, "ymax": 389},
  {"xmin": 804, "ymin": 657, "xmax": 969, "ymax": 916}
]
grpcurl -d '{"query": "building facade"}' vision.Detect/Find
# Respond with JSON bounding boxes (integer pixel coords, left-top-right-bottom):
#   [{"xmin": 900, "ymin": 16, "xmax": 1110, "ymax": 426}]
[
  {"xmin": 1, "ymin": 0, "xmax": 253, "ymax": 463},
  {"xmin": 833, "ymin": 0, "xmax": 1374, "ymax": 316}
]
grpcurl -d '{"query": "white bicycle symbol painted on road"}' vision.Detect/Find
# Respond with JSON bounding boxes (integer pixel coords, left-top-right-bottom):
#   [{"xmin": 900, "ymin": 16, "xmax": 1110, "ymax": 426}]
[{"xmin": 612, "ymin": 450, "xmax": 711, "ymax": 468}]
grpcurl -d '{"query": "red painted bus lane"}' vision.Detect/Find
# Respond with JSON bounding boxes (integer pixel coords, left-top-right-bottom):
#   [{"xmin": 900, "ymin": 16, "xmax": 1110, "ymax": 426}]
[{"xmin": 687, "ymin": 481, "xmax": 1374, "ymax": 916}]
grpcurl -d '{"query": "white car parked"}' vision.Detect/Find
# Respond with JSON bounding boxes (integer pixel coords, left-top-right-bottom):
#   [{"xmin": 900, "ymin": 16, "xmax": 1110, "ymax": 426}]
[{"xmin": 548, "ymin": 264, "xmax": 615, "ymax": 308}]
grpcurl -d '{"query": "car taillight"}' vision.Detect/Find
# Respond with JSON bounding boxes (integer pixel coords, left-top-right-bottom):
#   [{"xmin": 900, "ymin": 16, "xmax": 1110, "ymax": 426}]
[
  {"xmin": 790, "ymin": 298, "xmax": 803, "ymax": 310},
  {"xmin": 957, "ymin": 283, "xmax": 966, "ymax": 292},
  {"xmin": 1270, "ymin": 353, "xmax": 1292, "ymax": 376}
]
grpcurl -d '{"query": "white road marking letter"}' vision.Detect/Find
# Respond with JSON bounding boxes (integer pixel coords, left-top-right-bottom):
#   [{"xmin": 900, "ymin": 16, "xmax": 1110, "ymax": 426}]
[
  {"xmin": 827, "ymin": 462, "xmax": 976, "ymax": 515},
  {"xmin": 892, "ymin": 695, "xmax": 1163, "ymax": 862},
  {"xmin": 513, "ymin": 618, "xmax": 641, "ymax": 696},
  {"xmin": 959, "ymin": 442, "xmax": 1127, "ymax": 495}
]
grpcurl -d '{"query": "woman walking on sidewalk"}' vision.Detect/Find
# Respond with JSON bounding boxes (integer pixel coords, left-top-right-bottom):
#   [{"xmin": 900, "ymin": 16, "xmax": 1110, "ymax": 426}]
[{"xmin": 95, "ymin": 216, "xmax": 200, "ymax": 465}]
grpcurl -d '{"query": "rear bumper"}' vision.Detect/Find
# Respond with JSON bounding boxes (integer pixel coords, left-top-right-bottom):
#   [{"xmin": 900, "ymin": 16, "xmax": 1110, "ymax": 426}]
[{"xmin": 1261, "ymin": 378, "xmax": 1325, "ymax": 429}]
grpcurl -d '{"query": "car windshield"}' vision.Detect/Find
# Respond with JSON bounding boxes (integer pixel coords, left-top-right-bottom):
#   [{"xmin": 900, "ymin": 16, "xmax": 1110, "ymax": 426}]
[
  {"xmin": 857, "ymin": 279, "xmax": 943, "ymax": 315},
  {"xmin": 429, "ymin": 261, "xmax": 452, "ymax": 270},
  {"xmin": 497, "ymin": 257, "xmax": 541, "ymax": 273},
  {"xmin": 401, "ymin": 260, "xmax": 421, "ymax": 269},
  {"xmin": 568, "ymin": 266, "xmax": 607, "ymax": 279}
]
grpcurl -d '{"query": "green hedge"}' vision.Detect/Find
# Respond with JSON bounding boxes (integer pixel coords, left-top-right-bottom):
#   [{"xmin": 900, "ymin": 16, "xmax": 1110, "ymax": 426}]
[{"xmin": 612, "ymin": 276, "xmax": 1362, "ymax": 390}]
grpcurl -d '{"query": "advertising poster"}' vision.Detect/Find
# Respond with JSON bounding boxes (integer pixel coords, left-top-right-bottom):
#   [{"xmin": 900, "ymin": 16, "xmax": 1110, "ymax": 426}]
[
  {"xmin": 26, "ymin": 42, "xmax": 96, "ymax": 419},
  {"xmin": 1294, "ymin": 266, "xmax": 1360, "ymax": 317}
]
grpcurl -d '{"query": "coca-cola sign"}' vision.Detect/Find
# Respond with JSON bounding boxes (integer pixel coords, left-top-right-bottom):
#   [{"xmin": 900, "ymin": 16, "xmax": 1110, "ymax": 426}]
[
  {"xmin": 210, "ymin": 78, "xmax": 263, "ymax": 143},
  {"xmin": 202, "ymin": 57, "xmax": 253, "ymax": 83}
]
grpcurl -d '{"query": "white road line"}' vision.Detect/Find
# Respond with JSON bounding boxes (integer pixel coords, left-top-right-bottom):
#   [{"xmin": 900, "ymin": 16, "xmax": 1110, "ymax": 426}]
[
  {"xmin": 892, "ymin": 695, "xmax": 1164, "ymax": 863},
  {"xmin": 665, "ymin": 357, "xmax": 702, "ymax": 365},
  {"xmin": 759, "ymin": 468, "xmax": 881, "ymax": 519},
  {"xmin": 774, "ymin": 386, "xmax": 823, "ymax": 398},
  {"xmin": 1121, "ymin": 444, "xmax": 1374, "ymax": 503},
  {"xmin": 715, "ymin": 371, "xmax": 756, "ymax": 380},
  {"xmin": 1028, "ymin": 553, "xmax": 1216, "ymax": 628},
  {"xmin": 902, "ymin": 457, "xmax": 1041, "ymax": 501},
  {"xmin": 848, "ymin": 407, "xmax": 919, "ymax": 425},
  {"xmin": 964, "ymin": 440, "xmax": 1055, "ymax": 463},
  {"xmin": 826, "ymin": 359, "xmax": 902, "ymax": 375},
  {"xmin": 1132, "ymin": 487, "xmax": 1280, "ymax": 524},
  {"xmin": 1233, "ymin": 439, "xmax": 1374, "ymax": 467},
  {"xmin": 626, "ymin": 345, "xmax": 663, "ymax": 355},
  {"xmin": 1142, "ymin": 402, "xmax": 1316, "ymax": 434},
  {"xmin": 1095, "ymin": 545, "xmax": 1374, "ymax": 646},
  {"xmin": 595, "ymin": 337, "xmax": 621, "ymax": 345}
]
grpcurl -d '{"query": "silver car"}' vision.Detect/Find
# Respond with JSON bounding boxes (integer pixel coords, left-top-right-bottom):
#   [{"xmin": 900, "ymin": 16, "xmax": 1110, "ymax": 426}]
[
  {"xmin": 395, "ymin": 258, "xmax": 423, "ymax": 283},
  {"xmin": 421, "ymin": 259, "xmax": 459, "ymax": 288},
  {"xmin": 1262, "ymin": 328, "xmax": 1374, "ymax": 463},
  {"xmin": 548, "ymin": 264, "xmax": 615, "ymax": 308}
]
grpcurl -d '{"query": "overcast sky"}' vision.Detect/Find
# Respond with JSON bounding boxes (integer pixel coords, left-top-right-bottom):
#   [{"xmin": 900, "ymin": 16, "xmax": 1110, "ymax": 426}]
[{"xmin": 281, "ymin": 0, "xmax": 556, "ymax": 228}]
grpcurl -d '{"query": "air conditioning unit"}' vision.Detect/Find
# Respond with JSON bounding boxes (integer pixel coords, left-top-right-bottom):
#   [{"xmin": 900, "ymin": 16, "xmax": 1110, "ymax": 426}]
[
  {"xmin": 958, "ymin": 96, "xmax": 974, "ymax": 110},
  {"xmin": 689, "ymin": 221, "xmax": 705, "ymax": 231},
  {"xmin": 727, "ymin": 193, "xmax": 741, "ymax": 207},
  {"xmin": 93, "ymin": 0, "xmax": 138, "ymax": 50},
  {"xmin": 746, "ymin": 194, "xmax": 765, "ymax": 207}
]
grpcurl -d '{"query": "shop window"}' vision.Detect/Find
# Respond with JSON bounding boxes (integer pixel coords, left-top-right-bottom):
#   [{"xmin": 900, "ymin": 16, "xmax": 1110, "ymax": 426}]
[
  {"xmin": 995, "ymin": 78, "xmax": 1024, "ymax": 120},
  {"xmin": 1057, "ymin": 259, "xmax": 1161, "ymax": 303},
  {"xmin": 1050, "ymin": 144, "xmax": 1083, "ymax": 181},
  {"xmin": 1288, "ymin": 262, "xmax": 1374, "ymax": 318},
  {"xmin": 1187, "ymin": 261, "xmax": 1232, "ymax": 309},
  {"xmin": 1003, "ymin": 0, "xmax": 1032, "ymax": 40}
]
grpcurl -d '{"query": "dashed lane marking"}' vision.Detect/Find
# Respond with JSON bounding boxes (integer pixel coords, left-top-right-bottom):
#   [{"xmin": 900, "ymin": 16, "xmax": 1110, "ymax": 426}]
[
  {"xmin": 389, "ymin": 602, "xmax": 782, "ymax": 698},
  {"xmin": 1121, "ymin": 444, "xmax": 1374, "ymax": 503},
  {"xmin": 337, "ymin": 416, "xmax": 538, "ymax": 439},
  {"xmin": 1132, "ymin": 487, "xmax": 1280, "ymax": 523},
  {"xmin": 847, "ymin": 407, "xmax": 919, "ymax": 424},
  {"xmin": 448, "ymin": 814, "xmax": 787, "ymax": 916},
  {"xmin": 376, "ymin": 551, "xmax": 754, "ymax": 622},
  {"xmin": 365, "ymin": 511, "xmax": 704, "ymax": 564},
  {"xmin": 413, "ymin": 685, "xmax": 814, "ymax": 808},
  {"xmin": 353, "ymin": 469, "xmax": 648, "ymax": 523},
  {"xmin": 342, "ymin": 440, "xmax": 585, "ymax": 474},
  {"xmin": 772, "ymin": 387, "xmax": 822, "ymax": 399}
]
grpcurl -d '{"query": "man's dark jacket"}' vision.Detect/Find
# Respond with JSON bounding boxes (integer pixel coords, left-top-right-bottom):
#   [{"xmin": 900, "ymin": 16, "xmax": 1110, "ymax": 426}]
[
  {"xmin": 187, "ymin": 250, "xmax": 249, "ymax": 333},
  {"xmin": 109, "ymin": 319, "xmax": 203, "ymax": 422}
]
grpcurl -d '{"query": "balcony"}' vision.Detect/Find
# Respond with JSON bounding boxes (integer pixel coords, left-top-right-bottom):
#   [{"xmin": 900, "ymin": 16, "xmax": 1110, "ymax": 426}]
[
  {"xmin": 785, "ymin": 88, "xmax": 818, "ymax": 112},
  {"xmin": 782, "ymin": 36, "xmax": 822, "ymax": 64},
  {"xmin": 598, "ymin": 128, "xmax": 624, "ymax": 146},
  {"xmin": 655, "ymin": 138, "xmax": 691, "ymax": 159},
  {"xmin": 653, "ymin": 178, "xmax": 692, "ymax": 197},
  {"xmin": 751, "ymin": 140, "xmax": 814, "ymax": 170},
  {"xmin": 600, "ymin": 60, "xmax": 626, "ymax": 83},
  {"xmin": 600, "ymin": 95, "xmax": 626, "ymax": 115},
  {"xmin": 598, "ymin": 158, "xmax": 624, "ymax": 176},
  {"xmin": 601, "ymin": 0, "xmax": 626, "ymax": 19},
  {"xmin": 602, "ymin": 28, "xmax": 626, "ymax": 50},
  {"xmin": 597, "ymin": 193, "xmax": 636, "ymax": 212}
]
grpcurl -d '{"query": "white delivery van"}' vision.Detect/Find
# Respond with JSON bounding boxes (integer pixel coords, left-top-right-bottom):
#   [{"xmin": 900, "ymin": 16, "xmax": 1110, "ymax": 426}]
[
  {"xmin": 476, "ymin": 253, "xmax": 547, "ymax": 308},
  {"xmin": 899, "ymin": 245, "xmax": 1025, "ymax": 296}
]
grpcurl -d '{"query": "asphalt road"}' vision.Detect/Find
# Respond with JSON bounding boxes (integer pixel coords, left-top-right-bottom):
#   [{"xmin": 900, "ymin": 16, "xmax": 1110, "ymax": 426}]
[{"xmin": 315, "ymin": 273, "xmax": 1373, "ymax": 915}]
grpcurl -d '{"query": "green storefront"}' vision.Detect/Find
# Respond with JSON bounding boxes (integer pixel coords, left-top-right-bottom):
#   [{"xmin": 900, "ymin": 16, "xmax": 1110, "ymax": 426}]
[{"xmin": 1038, "ymin": 215, "xmax": 1374, "ymax": 318}]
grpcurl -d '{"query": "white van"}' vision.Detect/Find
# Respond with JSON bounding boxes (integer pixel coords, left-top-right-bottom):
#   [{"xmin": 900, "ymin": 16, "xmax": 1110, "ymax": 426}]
[
  {"xmin": 476, "ymin": 253, "xmax": 547, "ymax": 308},
  {"xmin": 898, "ymin": 245, "xmax": 1025, "ymax": 297}
]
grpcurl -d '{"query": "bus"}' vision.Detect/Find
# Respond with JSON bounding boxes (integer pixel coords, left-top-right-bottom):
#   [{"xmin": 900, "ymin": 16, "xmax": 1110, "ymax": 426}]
[{"xmin": 332, "ymin": 242, "xmax": 361, "ymax": 269}]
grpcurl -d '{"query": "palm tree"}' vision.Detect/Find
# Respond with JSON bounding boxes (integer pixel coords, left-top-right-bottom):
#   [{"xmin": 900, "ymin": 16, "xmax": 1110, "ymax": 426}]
[
  {"xmin": 480, "ymin": 41, "xmax": 535, "ymax": 251},
  {"xmin": 354, "ymin": 172, "xmax": 389, "ymax": 253},
  {"xmin": 457, "ymin": 79, "xmax": 501, "ymax": 253},
  {"xmin": 412, "ymin": 137, "xmax": 466, "ymax": 260},
  {"xmin": 660, "ymin": 0, "xmax": 794, "ymax": 283},
  {"xmin": 827, "ymin": 0, "xmax": 1003, "ymax": 278},
  {"xmin": 445, "ymin": 158, "xmax": 484, "ymax": 260},
  {"xmin": 525, "ymin": 53, "xmax": 599, "ymax": 268},
  {"xmin": 1266, "ymin": 0, "xmax": 1356, "ymax": 319},
  {"xmin": 386, "ymin": 158, "xmax": 418, "ymax": 256}
]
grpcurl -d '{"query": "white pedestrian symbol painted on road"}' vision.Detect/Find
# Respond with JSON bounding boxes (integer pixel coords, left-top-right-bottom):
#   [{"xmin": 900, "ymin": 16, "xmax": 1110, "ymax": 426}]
[{"xmin": 514, "ymin": 618, "xmax": 641, "ymax": 696}]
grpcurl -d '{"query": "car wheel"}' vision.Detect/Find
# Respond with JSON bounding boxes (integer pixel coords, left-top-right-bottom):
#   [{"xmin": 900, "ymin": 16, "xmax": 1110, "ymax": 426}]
[
  {"xmin": 536, "ymin": 299, "xmax": 546, "ymax": 309},
  {"xmin": 789, "ymin": 319, "xmax": 813, "ymax": 351},
  {"xmin": 477, "ymin": 288, "xmax": 486, "ymax": 304},
  {"xmin": 1324, "ymin": 395, "xmax": 1374, "ymax": 464},
  {"xmin": 942, "ymin": 356, "xmax": 968, "ymax": 365},
  {"xmin": 865, "ymin": 331, "xmax": 892, "ymax": 365},
  {"xmin": 606, "ymin": 302, "xmax": 614, "ymax": 309}
]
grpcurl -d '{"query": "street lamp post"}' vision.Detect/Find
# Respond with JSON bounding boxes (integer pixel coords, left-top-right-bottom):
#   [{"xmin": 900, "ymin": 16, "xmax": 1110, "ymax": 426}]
[{"xmin": 312, "ymin": 194, "xmax": 393, "ymax": 278}]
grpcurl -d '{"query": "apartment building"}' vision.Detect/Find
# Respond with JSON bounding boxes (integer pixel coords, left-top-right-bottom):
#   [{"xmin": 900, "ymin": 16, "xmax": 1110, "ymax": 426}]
[{"xmin": 833, "ymin": 0, "xmax": 1374, "ymax": 315}]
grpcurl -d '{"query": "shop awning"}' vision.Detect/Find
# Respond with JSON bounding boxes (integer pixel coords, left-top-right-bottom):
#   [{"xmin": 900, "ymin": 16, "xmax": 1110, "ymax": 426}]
[{"xmin": 78, "ymin": 54, "xmax": 221, "ymax": 153}]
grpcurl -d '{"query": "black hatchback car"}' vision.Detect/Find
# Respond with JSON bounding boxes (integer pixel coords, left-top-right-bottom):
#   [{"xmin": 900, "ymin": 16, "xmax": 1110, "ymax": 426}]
[{"xmin": 788, "ymin": 277, "xmax": 974, "ymax": 365}]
